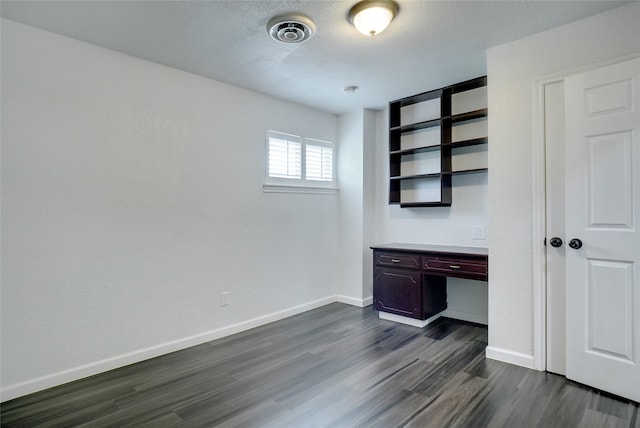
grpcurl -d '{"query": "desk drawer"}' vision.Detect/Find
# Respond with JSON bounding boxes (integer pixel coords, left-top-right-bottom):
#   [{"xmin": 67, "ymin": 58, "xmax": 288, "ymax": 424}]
[
  {"xmin": 375, "ymin": 252, "xmax": 420, "ymax": 269},
  {"xmin": 423, "ymin": 256, "xmax": 487, "ymax": 280}
]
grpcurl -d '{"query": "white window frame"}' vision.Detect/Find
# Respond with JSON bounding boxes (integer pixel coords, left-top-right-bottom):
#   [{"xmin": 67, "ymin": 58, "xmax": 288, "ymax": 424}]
[{"xmin": 264, "ymin": 130, "xmax": 337, "ymax": 194}]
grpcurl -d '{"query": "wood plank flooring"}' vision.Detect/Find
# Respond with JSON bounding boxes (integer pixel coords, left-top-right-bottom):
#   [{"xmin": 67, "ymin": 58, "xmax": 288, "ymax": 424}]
[{"xmin": 2, "ymin": 303, "xmax": 639, "ymax": 427}]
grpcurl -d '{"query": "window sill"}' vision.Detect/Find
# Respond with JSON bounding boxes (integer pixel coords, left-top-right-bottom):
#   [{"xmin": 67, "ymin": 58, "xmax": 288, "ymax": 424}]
[{"xmin": 263, "ymin": 184, "xmax": 338, "ymax": 195}]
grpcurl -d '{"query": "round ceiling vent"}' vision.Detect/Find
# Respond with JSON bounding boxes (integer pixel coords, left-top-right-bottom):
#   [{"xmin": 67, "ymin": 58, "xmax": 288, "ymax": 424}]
[{"xmin": 267, "ymin": 14, "xmax": 316, "ymax": 44}]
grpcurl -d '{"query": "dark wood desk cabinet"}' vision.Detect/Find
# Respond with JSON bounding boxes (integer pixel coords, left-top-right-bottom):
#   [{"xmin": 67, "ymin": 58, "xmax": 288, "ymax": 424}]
[{"xmin": 371, "ymin": 243, "xmax": 488, "ymax": 321}]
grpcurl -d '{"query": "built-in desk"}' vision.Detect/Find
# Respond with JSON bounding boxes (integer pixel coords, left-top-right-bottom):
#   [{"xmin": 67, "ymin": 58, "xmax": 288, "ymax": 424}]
[{"xmin": 370, "ymin": 243, "xmax": 488, "ymax": 327}]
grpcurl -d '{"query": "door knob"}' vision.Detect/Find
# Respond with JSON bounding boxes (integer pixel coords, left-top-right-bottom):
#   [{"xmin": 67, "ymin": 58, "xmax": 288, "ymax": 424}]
[
  {"xmin": 568, "ymin": 238, "xmax": 583, "ymax": 249},
  {"xmin": 549, "ymin": 237, "xmax": 563, "ymax": 248}
]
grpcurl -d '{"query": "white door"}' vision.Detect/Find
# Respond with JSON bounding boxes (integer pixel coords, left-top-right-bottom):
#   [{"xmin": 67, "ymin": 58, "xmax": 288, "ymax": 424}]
[
  {"xmin": 545, "ymin": 80, "xmax": 566, "ymax": 376},
  {"xmin": 564, "ymin": 57, "xmax": 640, "ymax": 402}
]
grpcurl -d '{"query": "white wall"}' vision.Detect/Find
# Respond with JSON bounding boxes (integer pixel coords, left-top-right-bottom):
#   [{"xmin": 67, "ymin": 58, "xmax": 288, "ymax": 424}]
[
  {"xmin": 337, "ymin": 111, "xmax": 365, "ymax": 303},
  {"xmin": 486, "ymin": 2, "xmax": 640, "ymax": 368},
  {"xmin": 336, "ymin": 109, "xmax": 376, "ymax": 305},
  {"xmin": 0, "ymin": 19, "xmax": 339, "ymax": 400},
  {"xmin": 362, "ymin": 110, "xmax": 376, "ymax": 300},
  {"xmin": 372, "ymin": 106, "xmax": 489, "ymax": 324}
]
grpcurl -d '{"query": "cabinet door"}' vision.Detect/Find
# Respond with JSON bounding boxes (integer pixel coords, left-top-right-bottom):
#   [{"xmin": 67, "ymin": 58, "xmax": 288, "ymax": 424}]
[{"xmin": 373, "ymin": 267, "xmax": 422, "ymax": 319}]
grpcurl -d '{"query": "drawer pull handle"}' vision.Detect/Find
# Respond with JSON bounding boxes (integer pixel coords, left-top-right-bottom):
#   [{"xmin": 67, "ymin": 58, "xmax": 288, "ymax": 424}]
[
  {"xmin": 391, "ymin": 259, "xmax": 401, "ymax": 263},
  {"xmin": 449, "ymin": 265, "xmax": 461, "ymax": 269}
]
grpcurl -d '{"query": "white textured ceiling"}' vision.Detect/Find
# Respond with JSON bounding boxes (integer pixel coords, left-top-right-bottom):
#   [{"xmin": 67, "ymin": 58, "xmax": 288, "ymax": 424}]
[{"xmin": 0, "ymin": 1, "xmax": 631, "ymax": 114}]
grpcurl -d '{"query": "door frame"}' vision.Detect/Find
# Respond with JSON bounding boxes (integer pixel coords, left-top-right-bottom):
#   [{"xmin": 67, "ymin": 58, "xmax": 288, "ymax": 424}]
[{"xmin": 530, "ymin": 53, "xmax": 640, "ymax": 371}]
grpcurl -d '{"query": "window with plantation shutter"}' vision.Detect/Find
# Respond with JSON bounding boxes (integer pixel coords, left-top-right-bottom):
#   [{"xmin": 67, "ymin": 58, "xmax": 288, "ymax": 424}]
[
  {"xmin": 268, "ymin": 132, "xmax": 301, "ymax": 180},
  {"xmin": 305, "ymin": 140, "xmax": 333, "ymax": 182},
  {"xmin": 265, "ymin": 131, "xmax": 336, "ymax": 193}
]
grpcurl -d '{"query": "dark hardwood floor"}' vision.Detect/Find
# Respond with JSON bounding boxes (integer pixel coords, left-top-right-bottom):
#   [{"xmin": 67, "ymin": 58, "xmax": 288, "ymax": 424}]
[{"xmin": 2, "ymin": 303, "xmax": 638, "ymax": 427}]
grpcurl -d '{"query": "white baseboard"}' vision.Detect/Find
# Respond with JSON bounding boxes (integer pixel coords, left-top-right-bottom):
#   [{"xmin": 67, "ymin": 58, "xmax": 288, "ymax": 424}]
[
  {"xmin": 379, "ymin": 311, "xmax": 442, "ymax": 328},
  {"xmin": 0, "ymin": 295, "xmax": 337, "ymax": 402},
  {"xmin": 485, "ymin": 346, "xmax": 536, "ymax": 370},
  {"xmin": 336, "ymin": 294, "xmax": 373, "ymax": 307},
  {"xmin": 441, "ymin": 308, "xmax": 488, "ymax": 326}
]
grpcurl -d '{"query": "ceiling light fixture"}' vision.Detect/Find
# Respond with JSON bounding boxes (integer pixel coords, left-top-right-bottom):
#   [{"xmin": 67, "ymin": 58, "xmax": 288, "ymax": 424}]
[
  {"xmin": 267, "ymin": 14, "xmax": 316, "ymax": 44},
  {"xmin": 348, "ymin": 0, "xmax": 398, "ymax": 36}
]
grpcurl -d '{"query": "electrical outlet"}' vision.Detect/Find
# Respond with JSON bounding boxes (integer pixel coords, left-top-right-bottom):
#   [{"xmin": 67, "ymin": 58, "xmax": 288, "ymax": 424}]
[
  {"xmin": 472, "ymin": 225, "xmax": 486, "ymax": 240},
  {"xmin": 221, "ymin": 291, "xmax": 230, "ymax": 307}
]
